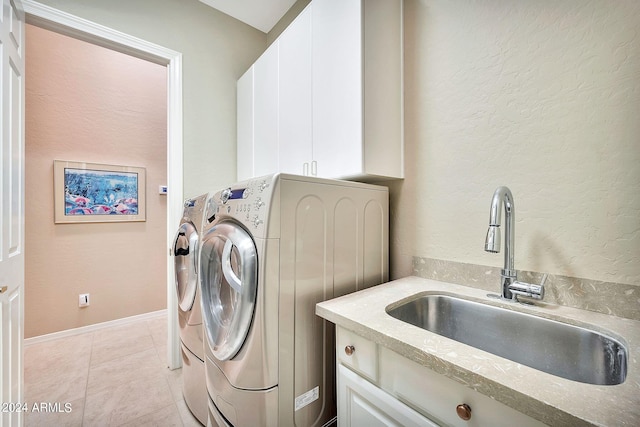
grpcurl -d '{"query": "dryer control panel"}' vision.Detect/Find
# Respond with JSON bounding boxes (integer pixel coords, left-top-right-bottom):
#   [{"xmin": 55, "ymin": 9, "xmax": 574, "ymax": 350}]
[{"xmin": 204, "ymin": 175, "xmax": 275, "ymax": 238}]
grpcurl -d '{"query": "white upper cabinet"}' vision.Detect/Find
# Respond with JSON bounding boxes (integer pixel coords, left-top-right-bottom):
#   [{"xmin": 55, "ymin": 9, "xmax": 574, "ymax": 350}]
[
  {"xmin": 312, "ymin": 0, "xmax": 364, "ymax": 179},
  {"xmin": 313, "ymin": 0, "xmax": 404, "ymax": 180},
  {"xmin": 278, "ymin": 6, "xmax": 313, "ymax": 176},
  {"xmin": 253, "ymin": 43, "xmax": 279, "ymax": 177},
  {"xmin": 237, "ymin": 67, "xmax": 254, "ymax": 182},
  {"xmin": 237, "ymin": 0, "xmax": 403, "ymax": 182}
]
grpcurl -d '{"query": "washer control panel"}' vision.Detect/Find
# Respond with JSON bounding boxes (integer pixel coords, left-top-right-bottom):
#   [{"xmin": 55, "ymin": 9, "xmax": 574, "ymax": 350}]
[{"xmin": 204, "ymin": 176, "xmax": 274, "ymax": 236}]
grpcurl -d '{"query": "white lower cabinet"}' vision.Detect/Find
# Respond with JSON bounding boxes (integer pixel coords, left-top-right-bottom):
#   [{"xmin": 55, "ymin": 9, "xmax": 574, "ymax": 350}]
[
  {"xmin": 336, "ymin": 327, "xmax": 547, "ymax": 427},
  {"xmin": 339, "ymin": 364, "xmax": 438, "ymax": 427}
]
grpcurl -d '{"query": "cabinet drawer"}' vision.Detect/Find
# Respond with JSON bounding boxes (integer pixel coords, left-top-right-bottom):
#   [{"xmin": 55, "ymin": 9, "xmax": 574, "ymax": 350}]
[
  {"xmin": 337, "ymin": 327, "xmax": 378, "ymax": 382},
  {"xmin": 379, "ymin": 347, "xmax": 547, "ymax": 427}
]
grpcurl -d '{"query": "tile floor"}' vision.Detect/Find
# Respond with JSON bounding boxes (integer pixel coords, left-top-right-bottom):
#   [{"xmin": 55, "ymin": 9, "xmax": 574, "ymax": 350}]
[{"xmin": 24, "ymin": 314, "xmax": 203, "ymax": 427}]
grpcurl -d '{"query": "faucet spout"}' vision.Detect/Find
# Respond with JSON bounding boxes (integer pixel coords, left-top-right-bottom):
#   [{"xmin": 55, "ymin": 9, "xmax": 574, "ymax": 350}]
[{"xmin": 484, "ymin": 186, "xmax": 516, "ymax": 299}]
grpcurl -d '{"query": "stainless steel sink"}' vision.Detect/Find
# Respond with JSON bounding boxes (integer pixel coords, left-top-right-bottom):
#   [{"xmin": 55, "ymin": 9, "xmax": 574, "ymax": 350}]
[{"xmin": 386, "ymin": 294, "xmax": 628, "ymax": 385}]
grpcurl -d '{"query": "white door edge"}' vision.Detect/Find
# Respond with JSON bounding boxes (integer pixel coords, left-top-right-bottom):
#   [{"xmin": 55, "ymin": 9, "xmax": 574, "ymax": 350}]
[
  {"xmin": 22, "ymin": 0, "xmax": 184, "ymax": 370},
  {"xmin": 1, "ymin": 0, "xmax": 26, "ymax": 423}
]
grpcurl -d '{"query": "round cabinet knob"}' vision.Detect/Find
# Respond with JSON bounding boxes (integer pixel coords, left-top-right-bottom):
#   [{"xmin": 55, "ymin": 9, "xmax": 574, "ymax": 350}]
[
  {"xmin": 456, "ymin": 403, "xmax": 472, "ymax": 421},
  {"xmin": 344, "ymin": 345, "xmax": 355, "ymax": 356}
]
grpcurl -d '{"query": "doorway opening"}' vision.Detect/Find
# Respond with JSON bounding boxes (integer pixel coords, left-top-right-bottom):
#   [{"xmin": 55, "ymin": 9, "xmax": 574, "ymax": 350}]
[{"xmin": 24, "ymin": 0, "xmax": 183, "ymax": 369}]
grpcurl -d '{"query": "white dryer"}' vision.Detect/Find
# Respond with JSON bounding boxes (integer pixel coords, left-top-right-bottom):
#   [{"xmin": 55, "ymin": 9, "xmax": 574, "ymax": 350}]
[
  {"xmin": 199, "ymin": 174, "xmax": 388, "ymax": 427},
  {"xmin": 173, "ymin": 194, "xmax": 208, "ymax": 425}
]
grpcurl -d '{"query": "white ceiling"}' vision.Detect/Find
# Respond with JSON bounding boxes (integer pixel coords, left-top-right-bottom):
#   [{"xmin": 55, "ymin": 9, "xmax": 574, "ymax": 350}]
[{"xmin": 199, "ymin": 0, "xmax": 298, "ymax": 33}]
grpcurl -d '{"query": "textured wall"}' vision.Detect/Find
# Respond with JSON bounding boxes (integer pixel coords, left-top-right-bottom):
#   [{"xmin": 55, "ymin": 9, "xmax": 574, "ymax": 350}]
[
  {"xmin": 26, "ymin": 24, "xmax": 167, "ymax": 337},
  {"xmin": 34, "ymin": 0, "xmax": 267, "ymax": 198},
  {"xmin": 391, "ymin": 0, "xmax": 640, "ymax": 286}
]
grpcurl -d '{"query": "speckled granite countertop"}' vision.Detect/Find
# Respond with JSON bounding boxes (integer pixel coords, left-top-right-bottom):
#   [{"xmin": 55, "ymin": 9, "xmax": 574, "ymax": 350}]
[{"xmin": 316, "ymin": 276, "xmax": 640, "ymax": 427}]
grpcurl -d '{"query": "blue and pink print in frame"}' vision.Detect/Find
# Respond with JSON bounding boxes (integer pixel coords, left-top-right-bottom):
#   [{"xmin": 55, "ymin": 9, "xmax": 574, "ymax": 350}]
[
  {"xmin": 54, "ymin": 161, "xmax": 146, "ymax": 223},
  {"xmin": 64, "ymin": 168, "xmax": 139, "ymax": 216}
]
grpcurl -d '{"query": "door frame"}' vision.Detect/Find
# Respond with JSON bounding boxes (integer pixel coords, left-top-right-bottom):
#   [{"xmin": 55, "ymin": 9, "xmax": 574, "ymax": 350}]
[{"xmin": 22, "ymin": 0, "xmax": 183, "ymax": 369}]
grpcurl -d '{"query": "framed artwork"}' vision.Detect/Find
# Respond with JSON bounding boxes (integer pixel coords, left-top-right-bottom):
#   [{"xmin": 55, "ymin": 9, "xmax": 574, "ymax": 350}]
[{"xmin": 53, "ymin": 160, "xmax": 146, "ymax": 224}]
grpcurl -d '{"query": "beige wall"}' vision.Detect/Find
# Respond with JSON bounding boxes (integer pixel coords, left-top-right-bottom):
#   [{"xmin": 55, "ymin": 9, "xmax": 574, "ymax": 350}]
[
  {"xmin": 25, "ymin": 24, "xmax": 168, "ymax": 337},
  {"xmin": 33, "ymin": 0, "xmax": 267, "ymax": 198},
  {"xmin": 391, "ymin": 0, "xmax": 640, "ymax": 286}
]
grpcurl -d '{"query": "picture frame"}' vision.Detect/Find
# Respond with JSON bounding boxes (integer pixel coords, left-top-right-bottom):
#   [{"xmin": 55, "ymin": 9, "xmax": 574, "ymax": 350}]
[{"xmin": 53, "ymin": 160, "xmax": 146, "ymax": 224}]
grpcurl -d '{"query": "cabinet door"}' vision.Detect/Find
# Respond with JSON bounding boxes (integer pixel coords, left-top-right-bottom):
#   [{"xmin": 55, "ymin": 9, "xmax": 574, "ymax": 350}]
[
  {"xmin": 253, "ymin": 44, "xmax": 279, "ymax": 177},
  {"xmin": 338, "ymin": 365, "xmax": 438, "ymax": 427},
  {"xmin": 312, "ymin": 0, "xmax": 363, "ymax": 178},
  {"xmin": 278, "ymin": 5, "xmax": 312, "ymax": 175},
  {"xmin": 237, "ymin": 66, "xmax": 254, "ymax": 181}
]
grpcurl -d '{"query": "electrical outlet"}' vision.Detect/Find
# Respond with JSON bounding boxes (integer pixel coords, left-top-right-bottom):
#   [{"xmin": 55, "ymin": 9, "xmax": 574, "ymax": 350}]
[{"xmin": 79, "ymin": 293, "xmax": 90, "ymax": 307}]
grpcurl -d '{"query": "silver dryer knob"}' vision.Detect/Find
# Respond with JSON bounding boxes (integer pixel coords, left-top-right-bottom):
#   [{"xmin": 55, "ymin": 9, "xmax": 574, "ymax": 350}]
[{"xmin": 221, "ymin": 188, "xmax": 232, "ymax": 204}]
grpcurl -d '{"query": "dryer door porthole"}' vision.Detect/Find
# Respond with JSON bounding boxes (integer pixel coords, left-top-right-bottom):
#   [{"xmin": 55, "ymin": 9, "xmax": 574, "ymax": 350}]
[
  {"xmin": 200, "ymin": 221, "xmax": 258, "ymax": 361},
  {"xmin": 173, "ymin": 221, "xmax": 199, "ymax": 312}
]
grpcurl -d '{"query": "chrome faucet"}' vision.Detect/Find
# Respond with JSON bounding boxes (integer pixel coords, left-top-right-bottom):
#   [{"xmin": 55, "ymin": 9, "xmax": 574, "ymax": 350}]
[{"xmin": 484, "ymin": 186, "xmax": 545, "ymax": 302}]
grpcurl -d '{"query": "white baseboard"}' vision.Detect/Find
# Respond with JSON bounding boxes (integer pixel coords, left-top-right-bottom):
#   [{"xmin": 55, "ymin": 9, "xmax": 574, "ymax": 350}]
[{"xmin": 24, "ymin": 309, "xmax": 167, "ymax": 347}]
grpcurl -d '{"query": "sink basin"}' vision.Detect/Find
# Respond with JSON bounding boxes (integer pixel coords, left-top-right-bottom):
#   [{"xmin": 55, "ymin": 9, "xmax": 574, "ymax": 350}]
[{"xmin": 386, "ymin": 294, "xmax": 627, "ymax": 385}]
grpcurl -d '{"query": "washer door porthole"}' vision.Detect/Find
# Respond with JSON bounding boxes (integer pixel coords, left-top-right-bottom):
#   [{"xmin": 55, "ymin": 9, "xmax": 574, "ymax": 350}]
[
  {"xmin": 173, "ymin": 221, "xmax": 199, "ymax": 312},
  {"xmin": 200, "ymin": 221, "xmax": 258, "ymax": 361}
]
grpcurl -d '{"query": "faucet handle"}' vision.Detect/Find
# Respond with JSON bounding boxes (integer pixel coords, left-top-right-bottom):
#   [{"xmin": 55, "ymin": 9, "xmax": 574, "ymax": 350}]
[
  {"xmin": 509, "ymin": 274, "xmax": 547, "ymax": 300},
  {"xmin": 539, "ymin": 273, "xmax": 548, "ymax": 287}
]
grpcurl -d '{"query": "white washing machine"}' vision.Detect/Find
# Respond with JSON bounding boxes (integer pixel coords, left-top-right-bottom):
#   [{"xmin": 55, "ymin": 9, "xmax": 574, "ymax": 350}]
[
  {"xmin": 199, "ymin": 173, "xmax": 389, "ymax": 427},
  {"xmin": 173, "ymin": 194, "xmax": 208, "ymax": 425}
]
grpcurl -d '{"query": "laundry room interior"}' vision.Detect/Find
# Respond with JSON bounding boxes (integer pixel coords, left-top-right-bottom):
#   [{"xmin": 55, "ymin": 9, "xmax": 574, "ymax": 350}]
[{"xmin": 11, "ymin": 0, "xmax": 640, "ymax": 426}]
